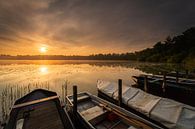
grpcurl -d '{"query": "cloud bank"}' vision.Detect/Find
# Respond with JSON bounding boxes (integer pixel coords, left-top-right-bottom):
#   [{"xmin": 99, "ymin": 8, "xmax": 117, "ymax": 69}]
[{"xmin": 0, "ymin": 0, "xmax": 195, "ymax": 55}]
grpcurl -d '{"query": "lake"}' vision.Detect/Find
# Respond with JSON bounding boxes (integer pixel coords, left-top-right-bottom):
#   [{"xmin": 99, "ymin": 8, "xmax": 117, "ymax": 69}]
[{"xmin": 0, "ymin": 60, "xmax": 193, "ymax": 122}]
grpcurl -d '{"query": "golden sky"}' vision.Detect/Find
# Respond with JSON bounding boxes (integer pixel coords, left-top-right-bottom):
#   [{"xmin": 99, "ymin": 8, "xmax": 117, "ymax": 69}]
[{"xmin": 0, "ymin": 0, "xmax": 194, "ymax": 55}]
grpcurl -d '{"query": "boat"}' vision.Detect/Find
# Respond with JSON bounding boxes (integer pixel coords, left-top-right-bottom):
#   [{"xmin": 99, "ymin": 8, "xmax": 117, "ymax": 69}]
[
  {"xmin": 97, "ymin": 80, "xmax": 195, "ymax": 129},
  {"xmin": 4, "ymin": 89, "xmax": 75, "ymax": 129},
  {"xmin": 132, "ymin": 74, "xmax": 195, "ymax": 87},
  {"xmin": 66, "ymin": 92, "xmax": 165, "ymax": 129},
  {"xmin": 165, "ymin": 71, "xmax": 195, "ymax": 79},
  {"xmin": 132, "ymin": 74, "xmax": 195, "ymax": 106}
]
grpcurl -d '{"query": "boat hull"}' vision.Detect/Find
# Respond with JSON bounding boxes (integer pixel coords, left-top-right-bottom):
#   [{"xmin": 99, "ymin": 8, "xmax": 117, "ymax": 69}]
[
  {"xmin": 4, "ymin": 89, "xmax": 75, "ymax": 129},
  {"xmin": 133, "ymin": 75, "xmax": 195, "ymax": 106}
]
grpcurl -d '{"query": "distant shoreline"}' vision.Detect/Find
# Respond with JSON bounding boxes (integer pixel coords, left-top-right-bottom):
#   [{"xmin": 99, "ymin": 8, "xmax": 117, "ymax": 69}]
[
  {"xmin": 1, "ymin": 27, "xmax": 195, "ymax": 64},
  {"xmin": 0, "ymin": 59, "xmax": 132, "ymax": 61},
  {"xmin": 0, "ymin": 55, "xmax": 135, "ymax": 60}
]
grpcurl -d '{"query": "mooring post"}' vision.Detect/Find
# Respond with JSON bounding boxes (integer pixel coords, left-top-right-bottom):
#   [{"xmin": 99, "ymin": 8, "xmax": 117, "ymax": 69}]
[
  {"xmin": 62, "ymin": 84, "xmax": 64, "ymax": 103},
  {"xmin": 73, "ymin": 85, "xmax": 77, "ymax": 116},
  {"xmin": 162, "ymin": 72, "xmax": 166, "ymax": 93},
  {"xmin": 144, "ymin": 75, "xmax": 148, "ymax": 92},
  {"xmin": 118, "ymin": 79, "xmax": 122, "ymax": 107},
  {"xmin": 186, "ymin": 70, "xmax": 189, "ymax": 78},
  {"xmin": 65, "ymin": 83, "xmax": 68, "ymax": 103},
  {"xmin": 176, "ymin": 71, "xmax": 179, "ymax": 83}
]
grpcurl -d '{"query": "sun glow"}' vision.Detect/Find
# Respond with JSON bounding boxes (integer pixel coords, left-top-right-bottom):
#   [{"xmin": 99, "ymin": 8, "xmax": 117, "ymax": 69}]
[{"xmin": 40, "ymin": 46, "xmax": 47, "ymax": 53}]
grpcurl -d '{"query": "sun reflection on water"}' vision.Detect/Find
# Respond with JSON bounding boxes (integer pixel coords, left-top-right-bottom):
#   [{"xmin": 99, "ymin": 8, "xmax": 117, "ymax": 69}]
[{"xmin": 39, "ymin": 66, "xmax": 48, "ymax": 74}]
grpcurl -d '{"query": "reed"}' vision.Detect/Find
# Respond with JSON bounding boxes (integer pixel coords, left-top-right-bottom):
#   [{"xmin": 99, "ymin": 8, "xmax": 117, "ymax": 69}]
[{"xmin": 61, "ymin": 80, "xmax": 69, "ymax": 104}]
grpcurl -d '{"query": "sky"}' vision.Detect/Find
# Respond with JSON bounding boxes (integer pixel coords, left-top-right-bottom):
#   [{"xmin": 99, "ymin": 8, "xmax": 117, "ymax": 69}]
[{"xmin": 0, "ymin": 0, "xmax": 195, "ymax": 55}]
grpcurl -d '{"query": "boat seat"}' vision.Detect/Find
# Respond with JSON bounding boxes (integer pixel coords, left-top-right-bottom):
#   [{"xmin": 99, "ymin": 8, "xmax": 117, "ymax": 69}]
[
  {"xmin": 149, "ymin": 79, "xmax": 161, "ymax": 83},
  {"xmin": 80, "ymin": 106, "xmax": 107, "ymax": 125},
  {"xmin": 16, "ymin": 119, "xmax": 24, "ymax": 129},
  {"xmin": 69, "ymin": 95, "xmax": 90, "ymax": 103},
  {"xmin": 77, "ymin": 95, "xmax": 90, "ymax": 102},
  {"xmin": 128, "ymin": 126, "xmax": 137, "ymax": 129}
]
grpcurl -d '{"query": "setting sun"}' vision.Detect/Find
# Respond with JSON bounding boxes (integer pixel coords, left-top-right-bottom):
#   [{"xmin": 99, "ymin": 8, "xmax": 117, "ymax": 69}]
[{"xmin": 40, "ymin": 46, "xmax": 47, "ymax": 53}]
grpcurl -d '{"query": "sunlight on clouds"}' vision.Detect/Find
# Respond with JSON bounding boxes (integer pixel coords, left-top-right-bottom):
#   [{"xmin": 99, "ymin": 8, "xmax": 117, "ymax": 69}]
[{"xmin": 0, "ymin": 0, "xmax": 194, "ymax": 55}]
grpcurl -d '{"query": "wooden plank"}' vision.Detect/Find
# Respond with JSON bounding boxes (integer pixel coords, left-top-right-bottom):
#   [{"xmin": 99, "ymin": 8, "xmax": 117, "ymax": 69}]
[
  {"xmin": 17, "ymin": 101, "xmax": 64, "ymax": 129},
  {"xmin": 80, "ymin": 106, "xmax": 107, "ymax": 121},
  {"xmin": 12, "ymin": 96, "xmax": 58, "ymax": 109}
]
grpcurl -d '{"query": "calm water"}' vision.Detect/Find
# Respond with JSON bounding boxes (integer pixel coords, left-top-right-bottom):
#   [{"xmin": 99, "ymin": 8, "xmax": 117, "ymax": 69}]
[{"xmin": 0, "ymin": 60, "xmax": 193, "ymax": 122}]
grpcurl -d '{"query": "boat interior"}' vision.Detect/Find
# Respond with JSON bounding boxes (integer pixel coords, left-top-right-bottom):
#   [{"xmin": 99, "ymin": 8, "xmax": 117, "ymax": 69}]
[{"xmin": 67, "ymin": 93, "xmax": 140, "ymax": 129}]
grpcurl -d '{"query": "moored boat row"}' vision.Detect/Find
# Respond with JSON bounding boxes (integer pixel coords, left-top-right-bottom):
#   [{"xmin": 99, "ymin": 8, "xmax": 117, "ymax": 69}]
[
  {"xmin": 2, "ymin": 88, "xmax": 167, "ymax": 129},
  {"xmin": 2, "ymin": 78, "xmax": 195, "ymax": 129},
  {"xmin": 97, "ymin": 80, "xmax": 195, "ymax": 129},
  {"xmin": 133, "ymin": 74, "xmax": 195, "ymax": 88},
  {"xmin": 132, "ymin": 74, "xmax": 195, "ymax": 106}
]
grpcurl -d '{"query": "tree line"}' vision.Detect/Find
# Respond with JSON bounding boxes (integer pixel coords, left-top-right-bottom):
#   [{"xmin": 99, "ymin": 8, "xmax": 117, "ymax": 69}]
[
  {"xmin": 134, "ymin": 27, "xmax": 195, "ymax": 63},
  {"xmin": 0, "ymin": 27, "xmax": 195, "ymax": 63},
  {"xmin": 90, "ymin": 27, "xmax": 195, "ymax": 63}
]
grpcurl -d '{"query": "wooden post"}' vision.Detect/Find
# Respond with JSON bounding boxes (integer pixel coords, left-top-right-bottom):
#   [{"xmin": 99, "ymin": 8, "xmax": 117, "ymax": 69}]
[
  {"xmin": 62, "ymin": 84, "xmax": 64, "ymax": 103},
  {"xmin": 162, "ymin": 73, "xmax": 166, "ymax": 92},
  {"xmin": 176, "ymin": 71, "xmax": 179, "ymax": 83},
  {"xmin": 186, "ymin": 70, "xmax": 189, "ymax": 78},
  {"xmin": 65, "ymin": 82, "xmax": 67, "ymax": 103},
  {"xmin": 144, "ymin": 75, "xmax": 148, "ymax": 92},
  {"xmin": 118, "ymin": 79, "xmax": 122, "ymax": 107},
  {"xmin": 73, "ymin": 85, "xmax": 77, "ymax": 116}
]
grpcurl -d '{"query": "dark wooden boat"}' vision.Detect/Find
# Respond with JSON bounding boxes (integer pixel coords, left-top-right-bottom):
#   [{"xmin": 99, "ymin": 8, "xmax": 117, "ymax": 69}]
[
  {"xmin": 66, "ymin": 92, "xmax": 165, "ymax": 129},
  {"xmin": 165, "ymin": 71, "xmax": 195, "ymax": 79},
  {"xmin": 132, "ymin": 74, "xmax": 195, "ymax": 106},
  {"xmin": 132, "ymin": 74, "xmax": 195, "ymax": 87},
  {"xmin": 4, "ymin": 89, "xmax": 75, "ymax": 129}
]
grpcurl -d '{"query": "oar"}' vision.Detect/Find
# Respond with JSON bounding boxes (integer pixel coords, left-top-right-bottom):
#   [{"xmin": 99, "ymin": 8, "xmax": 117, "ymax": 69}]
[{"xmin": 92, "ymin": 100, "xmax": 155, "ymax": 129}]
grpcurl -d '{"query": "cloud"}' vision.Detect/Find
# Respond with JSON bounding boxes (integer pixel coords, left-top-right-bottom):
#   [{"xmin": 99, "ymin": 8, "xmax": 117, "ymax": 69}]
[{"xmin": 0, "ymin": 0, "xmax": 195, "ymax": 55}]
